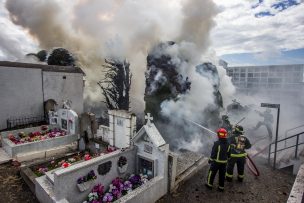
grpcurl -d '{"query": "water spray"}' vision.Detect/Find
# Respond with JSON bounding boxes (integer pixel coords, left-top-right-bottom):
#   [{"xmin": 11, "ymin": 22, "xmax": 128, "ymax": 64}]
[
  {"xmin": 235, "ymin": 117, "xmax": 246, "ymax": 126},
  {"xmin": 184, "ymin": 118, "xmax": 216, "ymax": 136}
]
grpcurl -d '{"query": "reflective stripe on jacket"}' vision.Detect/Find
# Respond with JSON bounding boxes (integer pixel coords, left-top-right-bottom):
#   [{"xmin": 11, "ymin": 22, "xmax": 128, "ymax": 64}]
[{"xmin": 209, "ymin": 139, "xmax": 231, "ymax": 163}]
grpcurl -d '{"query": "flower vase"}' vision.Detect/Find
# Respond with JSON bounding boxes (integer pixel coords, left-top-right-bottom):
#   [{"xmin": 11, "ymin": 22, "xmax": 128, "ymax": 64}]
[
  {"xmin": 77, "ymin": 180, "xmax": 94, "ymax": 192},
  {"xmin": 118, "ymin": 163, "xmax": 128, "ymax": 174}
]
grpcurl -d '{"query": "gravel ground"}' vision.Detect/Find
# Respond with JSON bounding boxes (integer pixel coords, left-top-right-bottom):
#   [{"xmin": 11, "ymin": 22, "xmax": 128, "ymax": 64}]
[
  {"xmin": 158, "ymin": 158, "xmax": 296, "ymax": 203},
  {"xmin": 0, "ymin": 162, "xmax": 38, "ymax": 203}
]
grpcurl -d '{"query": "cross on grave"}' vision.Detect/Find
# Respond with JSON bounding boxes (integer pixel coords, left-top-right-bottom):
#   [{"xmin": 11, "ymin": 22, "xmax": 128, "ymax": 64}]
[{"xmin": 145, "ymin": 113, "xmax": 153, "ymax": 126}]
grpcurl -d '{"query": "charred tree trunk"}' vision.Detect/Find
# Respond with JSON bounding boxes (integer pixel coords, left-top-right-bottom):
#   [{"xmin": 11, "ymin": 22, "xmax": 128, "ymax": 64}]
[{"xmin": 98, "ymin": 59, "xmax": 132, "ymax": 111}]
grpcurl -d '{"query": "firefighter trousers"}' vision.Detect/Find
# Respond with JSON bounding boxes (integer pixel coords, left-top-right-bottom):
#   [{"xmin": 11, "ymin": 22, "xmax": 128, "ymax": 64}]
[
  {"xmin": 226, "ymin": 156, "xmax": 246, "ymax": 181},
  {"xmin": 206, "ymin": 162, "xmax": 226, "ymax": 189}
]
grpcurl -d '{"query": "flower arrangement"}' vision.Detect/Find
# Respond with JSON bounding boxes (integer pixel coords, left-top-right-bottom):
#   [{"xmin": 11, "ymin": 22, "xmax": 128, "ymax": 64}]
[
  {"xmin": 84, "ymin": 154, "xmax": 92, "ymax": 161},
  {"xmin": 77, "ymin": 170, "xmax": 97, "ymax": 185},
  {"xmin": 32, "ymin": 152, "xmax": 86, "ymax": 177},
  {"xmin": 8, "ymin": 128, "xmax": 66, "ymax": 145},
  {"xmin": 106, "ymin": 145, "xmax": 116, "ymax": 153},
  {"xmin": 82, "ymin": 174, "xmax": 150, "ymax": 203},
  {"xmin": 61, "ymin": 162, "xmax": 71, "ymax": 168},
  {"xmin": 117, "ymin": 156, "xmax": 127, "ymax": 167}
]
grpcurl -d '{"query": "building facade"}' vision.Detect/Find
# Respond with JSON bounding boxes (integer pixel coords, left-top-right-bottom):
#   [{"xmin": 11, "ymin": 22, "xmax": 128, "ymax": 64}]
[
  {"xmin": 226, "ymin": 64, "xmax": 304, "ymax": 99},
  {"xmin": 0, "ymin": 61, "xmax": 85, "ymax": 130}
]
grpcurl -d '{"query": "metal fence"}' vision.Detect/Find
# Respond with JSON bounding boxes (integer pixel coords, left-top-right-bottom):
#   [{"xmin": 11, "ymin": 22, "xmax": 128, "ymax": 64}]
[{"xmin": 6, "ymin": 115, "xmax": 48, "ymax": 131}]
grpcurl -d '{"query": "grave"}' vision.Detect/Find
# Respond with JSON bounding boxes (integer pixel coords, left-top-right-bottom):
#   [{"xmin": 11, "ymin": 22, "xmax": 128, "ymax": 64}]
[
  {"xmin": 0, "ymin": 107, "xmax": 79, "ymax": 162},
  {"xmin": 19, "ymin": 110, "xmax": 207, "ymax": 203},
  {"xmin": 28, "ymin": 111, "xmax": 169, "ymax": 203}
]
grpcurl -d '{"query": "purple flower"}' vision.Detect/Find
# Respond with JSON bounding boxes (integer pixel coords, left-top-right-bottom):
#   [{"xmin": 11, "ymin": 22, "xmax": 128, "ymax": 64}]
[
  {"xmin": 103, "ymin": 193, "xmax": 113, "ymax": 202},
  {"xmin": 77, "ymin": 177, "xmax": 85, "ymax": 184},
  {"xmin": 123, "ymin": 181, "xmax": 132, "ymax": 191},
  {"xmin": 129, "ymin": 174, "xmax": 141, "ymax": 185},
  {"xmin": 111, "ymin": 177, "xmax": 123, "ymax": 187},
  {"xmin": 92, "ymin": 184, "xmax": 104, "ymax": 196}
]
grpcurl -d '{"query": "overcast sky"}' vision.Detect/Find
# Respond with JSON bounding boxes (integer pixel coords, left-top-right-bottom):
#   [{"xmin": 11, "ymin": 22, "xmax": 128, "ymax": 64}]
[{"xmin": 0, "ymin": 0, "xmax": 303, "ymax": 66}]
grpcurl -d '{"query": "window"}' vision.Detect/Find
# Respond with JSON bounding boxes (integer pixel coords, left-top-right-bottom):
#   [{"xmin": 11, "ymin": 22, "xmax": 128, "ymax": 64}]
[{"xmin": 138, "ymin": 157, "xmax": 154, "ymax": 179}]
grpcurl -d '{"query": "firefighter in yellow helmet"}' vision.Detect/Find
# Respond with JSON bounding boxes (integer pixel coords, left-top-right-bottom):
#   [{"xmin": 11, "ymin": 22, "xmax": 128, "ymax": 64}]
[
  {"xmin": 226, "ymin": 125, "xmax": 251, "ymax": 182},
  {"xmin": 205, "ymin": 128, "xmax": 231, "ymax": 192}
]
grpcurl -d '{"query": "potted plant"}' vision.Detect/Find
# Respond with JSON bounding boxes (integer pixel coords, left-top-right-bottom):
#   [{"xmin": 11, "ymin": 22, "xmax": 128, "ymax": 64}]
[{"xmin": 117, "ymin": 156, "xmax": 128, "ymax": 173}]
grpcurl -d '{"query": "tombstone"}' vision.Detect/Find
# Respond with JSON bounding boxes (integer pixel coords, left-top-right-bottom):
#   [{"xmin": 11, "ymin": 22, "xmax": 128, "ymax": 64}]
[
  {"xmin": 108, "ymin": 110, "xmax": 137, "ymax": 149},
  {"xmin": 49, "ymin": 108, "xmax": 78, "ymax": 135},
  {"xmin": 132, "ymin": 113, "xmax": 169, "ymax": 180},
  {"xmin": 79, "ymin": 112, "xmax": 98, "ymax": 152},
  {"xmin": 57, "ymin": 108, "xmax": 78, "ymax": 135}
]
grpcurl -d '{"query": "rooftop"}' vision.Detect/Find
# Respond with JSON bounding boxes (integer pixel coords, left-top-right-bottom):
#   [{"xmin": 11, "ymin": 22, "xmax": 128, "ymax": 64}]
[{"xmin": 0, "ymin": 61, "xmax": 85, "ymax": 75}]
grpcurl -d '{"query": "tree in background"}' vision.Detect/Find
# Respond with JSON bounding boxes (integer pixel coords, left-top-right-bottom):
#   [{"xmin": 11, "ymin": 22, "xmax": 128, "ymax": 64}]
[
  {"xmin": 26, "ymin": 50, "xmax": 48, "ymax": 62},
  {"xmin": 97, "ymin": 59, "xmax": 132, "ymax": 111},
  {"xmin": 47, "ymin": 48, "xmax": 75, "ymax": 66}
]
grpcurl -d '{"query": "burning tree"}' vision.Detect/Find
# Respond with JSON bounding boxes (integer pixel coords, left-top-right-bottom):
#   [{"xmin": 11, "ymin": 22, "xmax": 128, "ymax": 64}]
[
  {"xmin": 26, "ymin": 50, "xmax": 48, "ymax": 62},
  {"xmin": 98, "ymin": 59, "xmax": 132, "ymax": 110},
  {"xmin": 145, "ymin": 41, "xmax": 191, "ymax": 120},
  {"xmin": 47, "ymin": 48, "xmax": 75, "ymax": 66}
]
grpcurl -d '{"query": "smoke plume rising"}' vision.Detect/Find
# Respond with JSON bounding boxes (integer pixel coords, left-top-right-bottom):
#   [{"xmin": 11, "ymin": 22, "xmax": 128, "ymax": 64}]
[{"xmin": 4, "ymin": 0, "xmax": 239, "ymax": 153}]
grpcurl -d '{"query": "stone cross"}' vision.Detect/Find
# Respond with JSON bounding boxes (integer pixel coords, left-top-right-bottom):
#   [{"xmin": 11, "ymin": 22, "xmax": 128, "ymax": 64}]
[{"xmin": 145, "ymin": 113, "xmax": 153, "ymax": 126}]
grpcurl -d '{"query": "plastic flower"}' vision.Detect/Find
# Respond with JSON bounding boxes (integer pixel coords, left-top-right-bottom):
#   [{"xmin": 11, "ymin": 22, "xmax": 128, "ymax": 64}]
[
  {"xmin": 84, "ymin": 154, "xmax": 91, "ymax": 161},
  {"xmin": 123, "ymin": 180, "xmax": 132, "ymax": 191},
  {"xmin": 88, "ymin": 192, "xmax": 99, "ymax": 202},
  {"xmin": 92, "ymin": 184, "xmax": 104, "ymax": 196},
  {"xmin": 129, "ymin": 174, "xmax": 141, "ymax": 186},
  {"xmin": 103, "ymin": 193, "xmax": 113, "ymax": 202},
  {"xmin": 61, "ymin": 162, "xmax": 71, "ymax": 168}
]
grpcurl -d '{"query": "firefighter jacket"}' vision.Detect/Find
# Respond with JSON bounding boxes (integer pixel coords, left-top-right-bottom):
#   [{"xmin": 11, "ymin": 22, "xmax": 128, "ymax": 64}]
[
  {"xmin": 229, "ymin": 134, "xmax": 251, "ymax": 158},
  {"xmin": 209, "ymin": 138, "xmax": 231, "ymax": 164}
]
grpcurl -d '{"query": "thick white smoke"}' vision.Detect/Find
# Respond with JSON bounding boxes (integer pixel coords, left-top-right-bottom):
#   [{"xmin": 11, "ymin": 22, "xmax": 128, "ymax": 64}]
[{"xmin": 5, "ymin": 0, "xmax": 238, "ymax": 152}]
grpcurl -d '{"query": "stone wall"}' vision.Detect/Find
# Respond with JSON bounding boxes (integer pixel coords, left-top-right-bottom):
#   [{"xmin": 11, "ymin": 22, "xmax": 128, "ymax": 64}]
[
  {"xmin": 115, "ymin": 176, "xmax": 166, "ymax": 203},
  {"xmin": 43, "ymin": 72, "xmax": 84, "ymax": 115},
  {"xmin": 0, "ymin": 67, "xmax": 44, "ymax": 130},
  {"xmin": 53, "ymin": 147, "xmax": 137, "ymax": 203},
  {"xmin": 287, "ymin": 163, "xmax": 304, "ymax": 203}
]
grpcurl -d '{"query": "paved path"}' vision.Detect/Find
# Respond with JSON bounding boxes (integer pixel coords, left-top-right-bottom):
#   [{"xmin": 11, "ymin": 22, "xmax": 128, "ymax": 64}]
[{"xmin": 158, "ymin": 158, "xmax": 295, "ymax": 203}]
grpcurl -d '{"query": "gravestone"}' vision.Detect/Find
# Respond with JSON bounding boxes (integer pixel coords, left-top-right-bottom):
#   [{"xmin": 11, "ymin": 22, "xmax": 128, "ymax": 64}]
[
  {"xmin": 108, "ymin": 110, "xmax": 137, "ymax": 149},
  {"xmin": 132, "ymin": 113, "xmax": 169, "ymax": 179},
  {"xmin": 79, "ymin": 112, "xmax": 98, "ymax": 152},
  {"xmin": 49, "ymin": 108, "xmax": 79, "ymax": 135}
]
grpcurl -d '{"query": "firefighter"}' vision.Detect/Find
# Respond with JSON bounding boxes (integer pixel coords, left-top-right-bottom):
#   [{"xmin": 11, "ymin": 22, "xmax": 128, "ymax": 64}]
[
  {"xmin": 226, "ymin": 125, "xmax": 251, "ymax": 182},
  {"xmin": 220, "ymin": 115, "xmax": 233, "ymax": 136},
  {"xmin": 252, "ymin": 108, "xmax": 273, "ymax": 141},
  {"xmin": 205, "ymin": 128, "xmax": 231, "ymax": 192}
]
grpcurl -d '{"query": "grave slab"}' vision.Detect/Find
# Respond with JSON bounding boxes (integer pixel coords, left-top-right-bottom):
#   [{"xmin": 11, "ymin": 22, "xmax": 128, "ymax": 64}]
[
  {"xmin": 176, "ymin": 150, "xmax": 203, "ymax": 176},
  {"xmin": 0, "ymin": 147, "xmax": 11, "ymax": 164}
]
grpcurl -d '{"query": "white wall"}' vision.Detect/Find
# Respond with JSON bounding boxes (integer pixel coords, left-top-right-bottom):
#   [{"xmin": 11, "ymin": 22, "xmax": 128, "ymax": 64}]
[
  {"xmin": 0, "ymin": 67, "xmax": 44, "ymax": 130},
  {"xmin": 108, "ymin": 110, "xmax": 136, "ymax": 149},
  {"xmin": 43, "ymin": 72, "xmax": 84, "ymax": 115}
]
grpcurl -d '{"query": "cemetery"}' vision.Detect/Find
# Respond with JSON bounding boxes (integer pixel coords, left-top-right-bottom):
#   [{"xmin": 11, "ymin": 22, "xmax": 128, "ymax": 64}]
[{"xmin": 0, "ymin": 101, "xmax": 207, "ymax": 203}]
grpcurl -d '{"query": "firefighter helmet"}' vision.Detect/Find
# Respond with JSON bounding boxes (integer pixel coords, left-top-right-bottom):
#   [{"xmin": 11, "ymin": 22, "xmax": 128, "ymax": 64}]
[
  {"xmin": 217, "ymin": 128, "xmax": 227, "ymax": 139},
  {"xmin": 234, "ymin": 125, "xmax": 244, "ymax": 134}
]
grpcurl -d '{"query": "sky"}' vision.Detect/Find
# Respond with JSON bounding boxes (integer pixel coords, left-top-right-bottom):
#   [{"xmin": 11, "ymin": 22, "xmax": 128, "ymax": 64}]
[
  {"xmin": 212, "ymin": 0, "xmax": 304, "ymax": 66},
  {"xmin": 0, "ymin": 0, "xmax": 303, "ymax": 66}
]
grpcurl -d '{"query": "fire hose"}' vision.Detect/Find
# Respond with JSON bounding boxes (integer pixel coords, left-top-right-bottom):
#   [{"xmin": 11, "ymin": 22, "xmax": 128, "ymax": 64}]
[
  {"xmin": 246, "ymin": 155, "xmax": 260, "ymax": 177},
  {"xmin": 185, "ymin": 118, "xmax": 261, "ymax": 177},
  {"xmin": 246, "ymin": 138, "xmax": 270, "ymax": 177}
]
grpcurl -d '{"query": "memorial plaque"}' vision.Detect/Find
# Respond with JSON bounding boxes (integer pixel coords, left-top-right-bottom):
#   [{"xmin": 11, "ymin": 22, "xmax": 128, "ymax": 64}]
[
  {"xmin": 98, "ymin": 161, "xmax": 112, "ymax": 175},
  {"xmin": 144, "ymin": 144, "xmax": 153, "ymax": 154}
]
